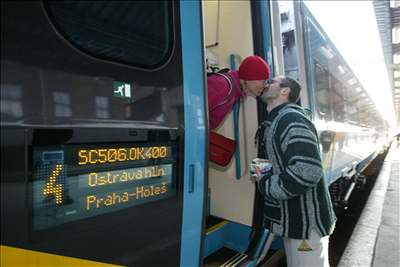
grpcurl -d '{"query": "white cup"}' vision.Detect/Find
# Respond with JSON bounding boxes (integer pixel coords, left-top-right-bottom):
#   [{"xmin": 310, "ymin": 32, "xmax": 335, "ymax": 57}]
[{"xmin": 250, "ymin": 158, "xmax": 272, "ymax": 182}]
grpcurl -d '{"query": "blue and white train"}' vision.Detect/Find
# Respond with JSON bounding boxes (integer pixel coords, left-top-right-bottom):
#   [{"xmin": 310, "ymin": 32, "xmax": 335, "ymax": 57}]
[{"xmin": 0, "ymin": 1, "xmax": 388, "ymax": 266}]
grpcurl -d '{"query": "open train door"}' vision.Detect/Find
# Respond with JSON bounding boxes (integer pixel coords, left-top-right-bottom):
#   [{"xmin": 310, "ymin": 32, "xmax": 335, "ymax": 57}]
[{"xmin": 200, "ymin": 0, "xmax": 290, "ymax": 266}]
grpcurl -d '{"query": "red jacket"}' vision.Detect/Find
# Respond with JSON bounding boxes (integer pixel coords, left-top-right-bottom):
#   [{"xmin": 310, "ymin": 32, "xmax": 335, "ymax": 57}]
[{"xmin": 207, "ymin": 71, "xmax": 245, "ymax": 129}]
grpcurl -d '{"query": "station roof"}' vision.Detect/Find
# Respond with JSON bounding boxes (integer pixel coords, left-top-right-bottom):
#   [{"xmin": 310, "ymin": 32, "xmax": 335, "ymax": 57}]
[{"xmin": 374, "ymin": 0, "xmax": 400, "ymax": 126}]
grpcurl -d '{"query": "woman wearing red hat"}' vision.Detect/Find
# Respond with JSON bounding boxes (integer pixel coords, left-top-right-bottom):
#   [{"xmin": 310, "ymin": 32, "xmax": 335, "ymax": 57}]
[{"xmin": 207, "ymin": 55, "xmax": 270, "ymax": 129}]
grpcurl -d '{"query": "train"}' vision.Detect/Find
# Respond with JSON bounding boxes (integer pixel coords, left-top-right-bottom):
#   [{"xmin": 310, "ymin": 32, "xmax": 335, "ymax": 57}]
[{"xmin": 1, "ymin": 1, "xmax": 389, "ymax": 266}]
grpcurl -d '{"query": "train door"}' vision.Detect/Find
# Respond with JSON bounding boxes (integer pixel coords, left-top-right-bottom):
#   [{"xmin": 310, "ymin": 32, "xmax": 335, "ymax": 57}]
[
  {"xmin": 201, "ymin": 0, "xmax": 284, "ymax": 264},
  {"xmin": 1, "ymin": 1, "xmax": 206, "ymax": 266},
  {"xmin": 203, "ymin": 0, "xmax": 258, "ymax": 228},
  {"xmin": 201, "ymin": 1, "xmax": 321, "ymax": 265}
]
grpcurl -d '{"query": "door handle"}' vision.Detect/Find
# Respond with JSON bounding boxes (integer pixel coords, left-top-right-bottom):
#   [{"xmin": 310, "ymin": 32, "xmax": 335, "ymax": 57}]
[{"xmin": 188, "ymin": 164, "xmax": 195, "ymax": 193}]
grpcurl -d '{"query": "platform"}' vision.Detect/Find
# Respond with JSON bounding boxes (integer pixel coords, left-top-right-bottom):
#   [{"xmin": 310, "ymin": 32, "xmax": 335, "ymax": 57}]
[{"xmin": 338, "ymin": 141, "xmax": 399, "ymax": 267}]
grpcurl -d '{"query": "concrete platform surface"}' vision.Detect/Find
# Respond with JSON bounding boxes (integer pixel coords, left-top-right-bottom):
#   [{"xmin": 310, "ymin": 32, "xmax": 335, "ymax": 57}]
[
  {"xmin": 372, "ymin": 143, "xmax": 399, "ymax": 267},
  {"xmin": 338, "ymin": 142, "xmax": 399, "ymax": 267}
]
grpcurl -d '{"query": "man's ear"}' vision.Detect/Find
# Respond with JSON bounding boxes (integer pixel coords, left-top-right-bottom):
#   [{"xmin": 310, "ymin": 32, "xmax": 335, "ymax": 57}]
[{"xmin": 281, "ymin": 87, "xmax": 290, "ymax": 97}]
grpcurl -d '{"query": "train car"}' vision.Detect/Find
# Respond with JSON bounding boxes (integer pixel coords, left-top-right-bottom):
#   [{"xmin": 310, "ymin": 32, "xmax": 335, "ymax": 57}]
[
  {"xmin": 1, "ymin": 1, "xmax": 388, "ymax": 267},
  {"xmin": 278, "ymin": 2, "xmax": 388, "ymax": 207},
  {"xmin": 280, "ymin": 1, "xmax": 388, "ymax": 175},
  {"xmin": 1, "ymin": 1, "xmax": 207, "ymax": 266}
]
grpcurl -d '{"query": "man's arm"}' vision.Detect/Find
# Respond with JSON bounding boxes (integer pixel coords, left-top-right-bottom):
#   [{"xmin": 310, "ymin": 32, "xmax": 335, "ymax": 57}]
[{"xmin": 259, "ymin": 114, "xmax": 324, "ymax": 200}]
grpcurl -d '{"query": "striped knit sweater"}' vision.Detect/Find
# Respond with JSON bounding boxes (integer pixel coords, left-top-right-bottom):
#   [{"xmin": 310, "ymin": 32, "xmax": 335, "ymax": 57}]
[{"xmin": 258, "ymin": 103, "xmax": 336, "ymax": 239}]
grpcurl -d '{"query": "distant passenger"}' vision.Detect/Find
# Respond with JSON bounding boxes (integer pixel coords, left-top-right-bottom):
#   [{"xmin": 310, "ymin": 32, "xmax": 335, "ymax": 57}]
[
  {"xmin": 253, "ymin": 76, "xmax": 336, "ymax": 267},
  {"xmin": 207, "ymin": 55, "xmax": 270, "ymax": 129}
]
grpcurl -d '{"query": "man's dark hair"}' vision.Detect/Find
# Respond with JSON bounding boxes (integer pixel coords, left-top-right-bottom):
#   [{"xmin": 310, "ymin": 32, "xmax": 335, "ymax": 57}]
[{"xmin": 280, "ymin": 77, "xmax": 301, "ymax": 103}]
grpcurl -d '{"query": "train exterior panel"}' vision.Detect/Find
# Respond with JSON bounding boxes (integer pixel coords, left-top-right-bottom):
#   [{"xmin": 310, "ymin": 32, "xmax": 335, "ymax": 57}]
[{"xmin": 1, "ymin": 1, "xmax": 206, "ymax": 266}]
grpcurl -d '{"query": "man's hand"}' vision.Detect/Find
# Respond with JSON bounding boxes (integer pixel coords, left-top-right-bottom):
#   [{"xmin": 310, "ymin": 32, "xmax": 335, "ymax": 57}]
[{"xmin": 250, "ymin": 166, "xmax": 273, "ymax": 183}]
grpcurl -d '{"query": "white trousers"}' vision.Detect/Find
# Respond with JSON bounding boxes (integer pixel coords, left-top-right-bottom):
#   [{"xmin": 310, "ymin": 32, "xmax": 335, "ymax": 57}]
[{"xmin": 283, "ymin": 229, "xmax": 330, "ymax": 267}]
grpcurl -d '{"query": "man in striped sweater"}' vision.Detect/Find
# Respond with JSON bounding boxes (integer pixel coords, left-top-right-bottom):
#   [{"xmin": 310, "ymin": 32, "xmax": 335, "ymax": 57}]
[{"xmin": 255, "ymin": 76, "xmax": 336, "ymax": 267}]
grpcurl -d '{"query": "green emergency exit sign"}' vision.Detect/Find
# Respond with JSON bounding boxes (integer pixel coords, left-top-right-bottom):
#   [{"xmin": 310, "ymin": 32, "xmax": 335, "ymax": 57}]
[{"xmin": 113, "ymin": 81, "xmax": 132, "ymax": 98}]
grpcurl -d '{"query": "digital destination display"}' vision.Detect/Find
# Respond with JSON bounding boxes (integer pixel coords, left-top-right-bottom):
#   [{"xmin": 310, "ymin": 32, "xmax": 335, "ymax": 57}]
[
  {"xmin": 32, "ymin": 143, "xmax": 177, "ymax": 230},
  {"xmin": 78, "ymin": 146, "xmax": 169, "ymax": 165}
]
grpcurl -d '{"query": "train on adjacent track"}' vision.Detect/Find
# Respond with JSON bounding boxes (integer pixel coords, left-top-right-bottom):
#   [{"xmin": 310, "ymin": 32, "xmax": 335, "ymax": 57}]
[{"xmin": 1, "ymin": 1, "xmax": 389, "ymax": 266}]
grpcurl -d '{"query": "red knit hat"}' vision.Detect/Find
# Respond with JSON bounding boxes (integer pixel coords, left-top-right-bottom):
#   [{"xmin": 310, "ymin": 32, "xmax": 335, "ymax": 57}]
[{"xmin": 238, "ymin": 56, "xmax": 270, "ymax": 81}]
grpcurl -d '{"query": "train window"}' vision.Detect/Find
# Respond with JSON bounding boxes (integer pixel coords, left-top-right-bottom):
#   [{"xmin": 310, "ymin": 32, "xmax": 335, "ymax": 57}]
[
  {"xmin": 330, "ymin": 77, "xmax": 346, "ymax": 122},
  {"xmin": 314, "ymin": 60, "xmax": 348, "ymax": 123},
  {"xmin": 305, "ymin": 18, "xmax": 366, "ymax": 125},
  {"xmin": 283, "ymin": 30, "xmax": 299, "ymax": 79},
  {"xmin": 43, "ymin": 1, "xmax": 174, "ymax": 69},
  {"xmin": 314, "ymin": 62, "xmax": 333, "ymax": 120}
]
